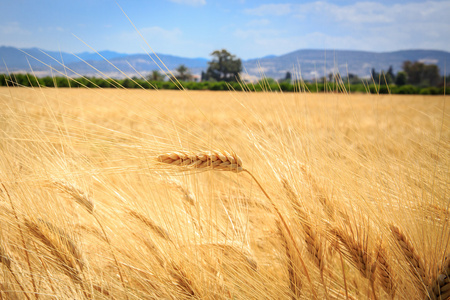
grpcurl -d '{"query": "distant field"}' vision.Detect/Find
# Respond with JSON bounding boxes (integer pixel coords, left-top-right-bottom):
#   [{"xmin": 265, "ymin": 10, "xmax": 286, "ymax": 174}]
[{"xmin": 0, "ymin": 87, "xmax": 448, "ymax": 299}]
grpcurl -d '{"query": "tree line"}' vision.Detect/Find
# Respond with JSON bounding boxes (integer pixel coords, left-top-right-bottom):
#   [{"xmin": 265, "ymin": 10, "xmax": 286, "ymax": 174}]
[{"xmin": 1, "ymin": 49, "xmax": 448, "ymax": 94}]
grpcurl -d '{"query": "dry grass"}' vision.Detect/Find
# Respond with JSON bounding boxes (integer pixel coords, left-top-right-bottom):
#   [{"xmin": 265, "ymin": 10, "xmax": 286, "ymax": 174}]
[{"xmin": 0, "ymin": 85, "xmax": 448, "ymax": 299}]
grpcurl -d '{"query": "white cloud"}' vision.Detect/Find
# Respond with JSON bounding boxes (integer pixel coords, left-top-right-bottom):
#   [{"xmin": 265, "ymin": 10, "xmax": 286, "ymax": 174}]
[
  {"xmin": 244, "ymin": 4, "xmax": 292, "ymax": 16},
  {"xmin": 246, "ymin": 19, "xmax": 271, "ymax": 27},
  {"xmin": 247, "ymin": 1, "xmax": 450, "ymax": 25},
  {"xmin": 240, "ymin": 1, "xmax": 450, "ymax": 54},
  {"xmin": 317, "ymin": 1, "xmax": 449, "ymax": 24},
  {"xmin": 140, "ymin": 26, "xmax": 183, "ymax": 42},
  {"xmin": 168, "ymin": 0, "xmax": 206, "ymax": 6},
  {"xmin": 0, "ymin": 22, "xmax": 31, "ymax": 35},
  {"xmin": 115, "ymin": 26, "xmax": 212, "ymax": 57},
  {"xmin": 316, "ymin": 2, "xmax": 394, "ymax": 23},
  {"xmin": 234, "ymin": 28, "xmax": 282, "ymax": 40}
]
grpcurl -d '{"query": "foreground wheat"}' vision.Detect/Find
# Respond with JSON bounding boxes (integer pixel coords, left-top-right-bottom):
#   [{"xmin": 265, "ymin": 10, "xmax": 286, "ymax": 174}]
[{"xmin": 156, "ymin": 150, "xmax": 316, "ymax": 296}]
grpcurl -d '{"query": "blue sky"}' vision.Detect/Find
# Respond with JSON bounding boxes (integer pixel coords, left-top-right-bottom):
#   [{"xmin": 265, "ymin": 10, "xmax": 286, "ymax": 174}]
[{"xmin": 1, "ymin": 0, "xmax": 449, "ymax": 59}]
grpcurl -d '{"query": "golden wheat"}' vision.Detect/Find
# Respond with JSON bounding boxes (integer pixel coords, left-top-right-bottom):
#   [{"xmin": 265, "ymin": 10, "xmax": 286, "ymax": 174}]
[
  {"xmin": 52, "ymin": 180, "xmax": 95, "ymax": 214},
  {"xmin": 0, "ymin": 244, "xmax": 11, "ymax": 268},
  {"xmin": 0, "ymin": 85, "xmax": 447, "ymax": 299},
  {"xmin": 277, "ymin": 221, "xmax": 303, "ymax": 299},
  {"xmin": 127, "ymin": 209, "xmax": 171, "ymax": 241},
  {"xmin": 157, "ymin": 150, "xmax": 243, "ymax": 172},
  {"xmin": 375, "ymin": 241, "xmax": 397, "ymax": 299},
  {"xmin": 429, "ymin": 255, "xmax": 450, "ymax": 300},
  {"xmin": 390, "ymin": 225, "xmax": 429, "ymax": 296},
  {"xmin": 25, "ymin": 218, "xmax": 83, "ymax": 283}
]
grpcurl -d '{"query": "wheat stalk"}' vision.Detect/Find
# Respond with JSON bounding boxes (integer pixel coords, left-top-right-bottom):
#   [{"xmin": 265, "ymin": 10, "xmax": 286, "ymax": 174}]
[
  {"xmin": 1, "ymin": 183, "xmax": 37, "ymax": 300},
  {"xmin": 164, "ymin": 178, "xmax": 203, "ymax": 233}
]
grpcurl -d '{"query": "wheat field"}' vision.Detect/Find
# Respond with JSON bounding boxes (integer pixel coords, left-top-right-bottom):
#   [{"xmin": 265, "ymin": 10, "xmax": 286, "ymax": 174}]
[{"xmin": 0, "ymin": 86, "xmax": 448, "ymax": 299}]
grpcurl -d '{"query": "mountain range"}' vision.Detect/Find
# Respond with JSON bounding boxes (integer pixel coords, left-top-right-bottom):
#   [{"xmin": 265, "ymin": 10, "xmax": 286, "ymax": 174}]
[{"xmin": 1, "ymin": 46, "xmax": 449, "ymax": 80}]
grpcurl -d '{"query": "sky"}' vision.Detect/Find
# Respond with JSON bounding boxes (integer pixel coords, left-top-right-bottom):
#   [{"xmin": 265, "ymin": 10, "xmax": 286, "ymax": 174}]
[{"xmin": 1, "ymin": 0, "xmax": 449, "ymax": 60}]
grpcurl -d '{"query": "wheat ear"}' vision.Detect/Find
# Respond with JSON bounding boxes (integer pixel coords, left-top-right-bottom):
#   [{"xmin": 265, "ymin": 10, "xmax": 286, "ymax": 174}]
[
  {"xmin": 52, "ymin": 180, "xmax": 95, "ymax": 213},
  {"xmin": 127, "ymin": 209, "xmax": 171, "ymax": 241},
  {"xmin": 195, "ymin": 242, "xmax": 258, "ymax": 271},
  {"xmin": 25, "ymin": 219, "xmax": 82, "ymax": 283},
  {"xmin": 25, "ymin": 219, "xmax": 90, "ymax": 300},
  {"xmin": 332, "ymin": 228, "xmax": 376, "ymax": 280},
  {"xmin": 298, "ymin": 164, "xmax": 335, "ymax": 220},
  {"xmin": 0, "ymin": 244, "xmax": 11, "ymax": 268},
  {"xmin": 281, "ymin": 179, "xmax": 325, "ymax": 274},
  {"xmin": 157, "ymin": 150, "xmax": 243, "ymax": 172},
  {"xmin": 390, "ymin": 225, "xmax": 428, "ymax": 295},
  {"xmin": 281, "ymin": 178, "xmax": 329, "ymax": 298},
  {"xmin": 331, "ymin": 227, "xmax": 378, "ymax": 300},
  {"xmin": 428, "ymin": 254, "xmax": 450, "ymax": 300},
  {"xmin": 390, "ymin": 225, "xmax": 427, "ymax": 281},
  {"xmin": 36, "ymin": 219, "xmax": 85, "ymax": 270},
  {"xmin": 277, "ymin": 221, "xmax": 302, "ymax": 299},
  {"xmin": 165, "ymin": 178, "xmax": 196, "ymax": 205},
  {"xmin": 169, "ymin": 262, "xmax": 202, "ymax": 297},
  {"xmin": 375, "ymin": 241, "xmax": 396, "ymax": 299}
]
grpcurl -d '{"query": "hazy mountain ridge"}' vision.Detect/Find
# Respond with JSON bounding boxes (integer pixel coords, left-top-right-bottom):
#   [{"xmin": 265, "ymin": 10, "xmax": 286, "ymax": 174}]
[
  {"xmin": 1, "ymin": 46, "xmax": 449, "ymax": 80},
  {"xmin": 247, "ymin": 49, "xmax": 450, "ymax": 80}
]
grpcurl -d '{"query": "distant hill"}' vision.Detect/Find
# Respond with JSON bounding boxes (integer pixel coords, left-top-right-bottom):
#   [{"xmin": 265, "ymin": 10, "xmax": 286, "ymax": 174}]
[
  {"xmin": 1, "ymin": 46, "xmax": 449, "ymax": 80},
  {"xmin": 243, "ymin": 49, "xmax": 450, "ymax": 80},
  {"xmin": 0, "ymin": 46, "xmax": 208, "ymax": 78},
  {"xmin": 0, "ymin": 46, "xmax": 127, "ymax": 71},
  {"xmin": 64, "ymin": 53, "xmax": 209, "ymax": 78}
]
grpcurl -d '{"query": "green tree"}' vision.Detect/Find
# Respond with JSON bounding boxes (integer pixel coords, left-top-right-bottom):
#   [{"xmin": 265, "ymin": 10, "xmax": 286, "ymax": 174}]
[
  {"xmin": 383, "ymin": 66, "xmax": 395, "ymax": 84},
  {"xmin": 148, "ymin": 70, "xmax": 165, "ymax": 81},
  {"xmin": 205, "ymin": 49, "xmax": 242, "ymax": 82},
  {"xmin": 284, "ymin": 71, "xmax": 292, "ymax": 81},
  {"xmin": 395, "ymin": 71, "xmax": 407, "ymax": 86},
  {"xmin": 402, "ymin": 61, "xmax": 440, "ymax": 86},
  {"xmin": 174, "ymin": 64, "xmax": 192, "ymax": 81},
  {"xmin": 122, "ymin": 78, "xmax": 137, "ymax": 88},
  {"xmin": 371, "ymin": 68, "xmax": 379, "ymax": 81},
  {"xmin": 422, "ymin": 64, "xmax": 440, "ymax": 86},
  {"xmin": 346, "ymin": 73, "xmax": 360, "ymax": 84}
]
